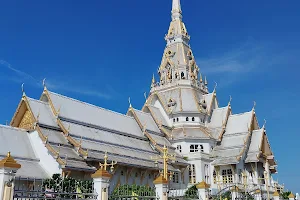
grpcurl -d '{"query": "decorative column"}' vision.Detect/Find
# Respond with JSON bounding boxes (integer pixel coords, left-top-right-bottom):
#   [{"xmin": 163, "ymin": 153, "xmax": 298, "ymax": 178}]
[
  {"xmin": 288, "ymin": 193, "xmax": 295, "ymax": 200},
  {"xmin": 153, "ymin": 174, "xmax": 168, "ymax": 200},
  {"xmin": 273, "ymin": 191, "xmax": 280, "ymax": 200},
  {"xmin": 196, "ymin": 180, "xmax": 210, "ymax": 200},
  {"xmin": 0, "ymin": 152, "xmax": 21, "ymax": 200},
  {"xmin": 92, "ymin": 168, "xmax": 112, "ymax": 200},
  {"xmin": 254, "ymin": 189, "xmax": 262, "ymax": 200},
  {"xmin": 231, "ymin": 186, "xmax": 239, "ymax": 200}
]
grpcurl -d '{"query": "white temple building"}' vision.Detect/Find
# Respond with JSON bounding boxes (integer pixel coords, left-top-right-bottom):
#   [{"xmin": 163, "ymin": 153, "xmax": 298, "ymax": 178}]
[{"xmin": 0, "ymin": 0, "xmax": 282, "ymax": 199}]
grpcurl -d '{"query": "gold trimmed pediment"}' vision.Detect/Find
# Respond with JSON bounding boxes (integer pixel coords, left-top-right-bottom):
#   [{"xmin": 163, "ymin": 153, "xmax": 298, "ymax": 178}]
[
  {"xmin": 10, "ymin": 97, "xmax": 36, "ymax": 130},
  {"xmin": 19, "ymin": 110, "xmax": 35, "ymax": 130}
]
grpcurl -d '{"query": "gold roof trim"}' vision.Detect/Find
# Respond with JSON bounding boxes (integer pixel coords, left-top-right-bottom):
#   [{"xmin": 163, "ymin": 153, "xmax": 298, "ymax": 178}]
[
  {"xmin": 40, "ymin": 88, "xmax": 58, "ymax": 116},
  {"xmin": 218, "ymin": 106, "xmax": 231, "ymax": 140},
  {"xmin": 57, "ymin": 118, "xmax": 88, "ymax": 158},
  {"xmin": 128, "ymin": 108, "xmax": 164, "ymax": 153},
  {"xmin": 10, "ymin": 95, "xmax": 37, "ymax": 129},
  {"xmin": 153, "ymin": 174, "xmax": 168, "ymax": 184},
  {"xmin": 146, "ymin": 105, "xmax": 172, "ymax": 138},
  {"xmin": 0, "ymin": 152, "xmax": 21, "ymax": 169},
  {"xmin": 196, "ymin": 180, "xmax": 210, "ymax": 189}
]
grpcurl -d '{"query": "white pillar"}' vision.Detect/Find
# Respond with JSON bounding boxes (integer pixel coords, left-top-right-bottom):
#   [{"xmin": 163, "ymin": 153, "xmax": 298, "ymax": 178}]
[
  {"xmin": 153, "ymin": 174, "xmax": 168, "ymax": 200},
  {"xmin": 92, "ymin": 169, "xmax": 112, "ymax": 200},
  {"xmin": 289, "ymin": 193, "xmax": 295, "ymax": 200},
  {"xmin": 0, "ymin": 152, "xmax": 21, "ymax": 200},
  {"xmin": 273, "ymin": 191, "xmax": 280, "ymax": 200},
  {"xmin": 231, "ymin": 186, "xmax": 239, "ymax": 200},
  {"xmin": 196, "ymin": 181, "xmax": 209, "ymax": 200}
]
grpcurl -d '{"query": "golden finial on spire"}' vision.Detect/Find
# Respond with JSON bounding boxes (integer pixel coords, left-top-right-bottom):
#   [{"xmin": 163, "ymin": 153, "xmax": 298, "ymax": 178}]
[
  {"xmin": 7, "ymin": 151, "xmax": 11, "ymax": 158},
  {"xmin": 200, "ymin": 73, "xmax": 203, "ymax": 83},
  {"xmin": 204, "ymin": 76, "xmax": 208, "ymax": 85},
  {"xmin": 144, "ymin": 92, "xmax": 147, "ymax": 101}
]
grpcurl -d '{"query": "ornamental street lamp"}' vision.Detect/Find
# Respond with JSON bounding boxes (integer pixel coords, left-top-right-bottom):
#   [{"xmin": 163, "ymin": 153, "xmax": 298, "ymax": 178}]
[
  {"xmin": 99, "ymin": 152, "xmax": 117, "ymax": 173},
  {"xmin": 151, "ymin": 145, "xmax": 176, "ymax": 180}
]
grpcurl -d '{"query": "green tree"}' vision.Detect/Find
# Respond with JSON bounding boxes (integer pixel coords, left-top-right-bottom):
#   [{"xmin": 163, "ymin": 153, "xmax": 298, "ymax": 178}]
[{"xmin": 281, "ymin": 191, "xmax": 292, "ymax": 199}]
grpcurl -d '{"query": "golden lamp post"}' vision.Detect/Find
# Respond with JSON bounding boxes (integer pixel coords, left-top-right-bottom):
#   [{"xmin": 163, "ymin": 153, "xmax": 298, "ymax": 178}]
[
  {"xmin": 99, "ymin": 152, "xmax": 117, "ymax": 173},
  {"xmin": 151, "ymin": 145, "xmax": 176, "ymax": 180}
]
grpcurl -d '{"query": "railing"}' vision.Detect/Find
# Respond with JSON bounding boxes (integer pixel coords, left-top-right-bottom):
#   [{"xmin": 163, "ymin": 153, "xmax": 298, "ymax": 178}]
[
  {"xmin": 109, "ymin": 185, "xmax": 157, "ymax": 200},
  {"xmin": 13, "ymin": 176, "xmax": 98, "ymax": 200},
  {"xmin": 168, "ymin": 187, "xmax": 199, "ymax": 200}
]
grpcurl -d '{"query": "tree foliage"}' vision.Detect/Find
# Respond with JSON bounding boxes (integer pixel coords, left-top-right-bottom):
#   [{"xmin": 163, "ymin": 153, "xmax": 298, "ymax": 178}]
[
  {"xmin": 111, "ymin": 184, "xmax": 156, "ymax": 197},
  {"xmin": 184, "ymin": 185, "xmax": 199, "ymax": 199},
  {"xmin": 281, "ymin": 191, "xmax": 292, "ymax": 199},
  {"xmin": 42, "ymin": 174, "xmax": 94, "ymax": 198}
]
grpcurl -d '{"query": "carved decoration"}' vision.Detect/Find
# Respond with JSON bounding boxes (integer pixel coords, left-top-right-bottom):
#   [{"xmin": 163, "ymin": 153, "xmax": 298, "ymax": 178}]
[{"xmin": 19, "ymin": 110, "xmax": 34, "ymax": 130}]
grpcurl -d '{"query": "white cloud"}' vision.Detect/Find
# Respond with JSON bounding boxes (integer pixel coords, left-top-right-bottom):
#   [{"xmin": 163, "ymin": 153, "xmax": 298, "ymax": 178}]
[
  {"xmin": 0, "ymin": 60, "xmax": 112, "ymax": 100},
  {"xmin": 198, "ymin": 41, "xmax": 265, "ymax": 75}
]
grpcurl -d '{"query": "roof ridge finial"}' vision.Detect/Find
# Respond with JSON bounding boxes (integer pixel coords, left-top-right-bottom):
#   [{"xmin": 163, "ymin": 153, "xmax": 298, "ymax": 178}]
[
  {"xmin": 213, "ymin": 81, "xmax": 217, "ymax": 92},
  {"xmin": 262, "ymin": 119, "xmax": 267, "ymax": 129},
  {"xmin": 128, "ymin": 97, "xmax": 132, "ymax": 108},
  {"xmin": 200, "ymin": 73, "xmax": 203, "ymax": 83},
  {"xmin": 204, "ymin": 76, "xmax": 208, "ymax": 86},
  {"xmin": 253, "ymin": 101, "xmax": 256, "ymax": 111},
  {"xmin": 228, "ymin": 95, "xmax": 232, "ymax": 106},
  {"xmin": 21, "ymin": 83, "xmax": 25, "ymax": 96},
  {"xmin": 152, "ymin": 73, "xmax": 155, "ymax": 84},
  {"xmin": 42, "ymin": 78, "xmax": 47, "ymax": 89},
  {"xmin": 144, "ymin": 92, "xmax": 147, "ymax": 101},
  {"xmin": 172, "ymin": 0, "xmax": 182, "ymax": 20}
]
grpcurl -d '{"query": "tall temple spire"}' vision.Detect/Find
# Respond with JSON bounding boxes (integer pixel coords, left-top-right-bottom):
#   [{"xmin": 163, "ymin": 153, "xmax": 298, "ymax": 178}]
[
  {"xmin": 150, "ymin": 0, "xmax": 209, "ymax": 94},
  {"xmin": 172, "ymin": 0, "xmax": 182, "ymax": 20}
]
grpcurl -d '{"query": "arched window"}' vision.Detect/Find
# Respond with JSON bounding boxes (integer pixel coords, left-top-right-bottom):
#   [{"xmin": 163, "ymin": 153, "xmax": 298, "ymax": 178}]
[
  {"xmin": 192, "ymin": 117, "xmax": 195, "ymax": 121},
  {"xmin": 173, "ymin": 118, "xmax": 175, "ymax": 122},
  {"xmin": 186, "ymin": 117, "xmax": 189, "ymax": 121},
  {"xmin": 177, "ymin": 118, "xmax": 179, "ymax": 122}
]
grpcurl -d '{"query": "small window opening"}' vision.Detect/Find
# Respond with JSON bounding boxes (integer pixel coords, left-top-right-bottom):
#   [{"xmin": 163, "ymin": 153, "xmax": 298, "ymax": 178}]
[
  {"xmin": 186, "ymin": 117, "xmax": 189, "ymax": 122},
  {"xmin": 192, "ymin": 117, "xmax": 195, "ymax": 121}
]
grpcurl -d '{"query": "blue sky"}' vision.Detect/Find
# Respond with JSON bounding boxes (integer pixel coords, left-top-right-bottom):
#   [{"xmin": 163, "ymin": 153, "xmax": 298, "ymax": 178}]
[{"xmin": 0, "ymin": 0, "xmax": 299, "ymax": 192}]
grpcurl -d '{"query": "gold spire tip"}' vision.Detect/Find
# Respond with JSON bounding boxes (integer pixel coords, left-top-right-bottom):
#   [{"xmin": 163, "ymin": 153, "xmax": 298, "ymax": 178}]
[{"xmin": 7, "ymin": 151, "xmax": 11, "ymax": 157}]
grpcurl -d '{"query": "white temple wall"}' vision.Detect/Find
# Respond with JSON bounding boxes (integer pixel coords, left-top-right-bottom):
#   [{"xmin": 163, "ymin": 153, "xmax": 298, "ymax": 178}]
[{"xmin": 28, "ymin": 130, "xmax": 62, "ymax": 176}]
